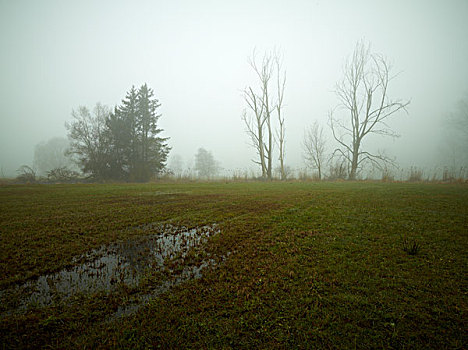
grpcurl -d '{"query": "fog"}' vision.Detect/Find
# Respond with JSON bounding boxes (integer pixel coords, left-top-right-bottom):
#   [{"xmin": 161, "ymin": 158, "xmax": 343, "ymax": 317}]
[{"xmin": 1, "ymin": 0, "xmax": 467, "ymax": 178}]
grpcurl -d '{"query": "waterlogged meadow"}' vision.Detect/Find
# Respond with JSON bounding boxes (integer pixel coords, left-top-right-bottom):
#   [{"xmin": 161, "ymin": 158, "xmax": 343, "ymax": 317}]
[{"xmin": 0, "ymin": 182, "xmax": 467, "ymax": 348}]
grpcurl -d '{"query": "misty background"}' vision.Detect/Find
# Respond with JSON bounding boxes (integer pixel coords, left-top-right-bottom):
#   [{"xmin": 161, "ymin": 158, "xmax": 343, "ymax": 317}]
[{"xmin": 1, "ymin": 0, "xmax": 467, "ymax": 178}]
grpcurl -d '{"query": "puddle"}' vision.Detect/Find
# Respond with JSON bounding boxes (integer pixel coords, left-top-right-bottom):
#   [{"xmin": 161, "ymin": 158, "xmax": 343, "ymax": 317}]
[
  {"xmin": 138, "ymin": 190, "xmax": 190, "ymax": 196},
  {"xmin": 0, "ymin": 223, "xmax": 222, "ymax": 317},
  {"xmin": 110, "ymin": 257, "xmax": 223, "ymax": 320}
]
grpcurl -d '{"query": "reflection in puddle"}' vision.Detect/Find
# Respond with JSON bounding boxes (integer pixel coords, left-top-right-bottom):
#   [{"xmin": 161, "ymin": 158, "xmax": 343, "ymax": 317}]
[
  {"xmin": 111, "ymin": 257, "xmax": 220, "ymax": 320},
  {"xmin": 0, "ymin": 223, "xmax": 222, "ymax": 316}
]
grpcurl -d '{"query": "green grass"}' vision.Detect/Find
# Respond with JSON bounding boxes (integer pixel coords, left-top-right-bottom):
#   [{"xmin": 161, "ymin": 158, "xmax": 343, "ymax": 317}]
[{"xmin": 0, "ymin": 181, "xmax": 467, "ymax": 349}]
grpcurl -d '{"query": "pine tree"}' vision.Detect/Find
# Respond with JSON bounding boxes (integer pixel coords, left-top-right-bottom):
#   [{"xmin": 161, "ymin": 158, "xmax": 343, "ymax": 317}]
[
  {"xmin": 135, "ymin": 83, "xmax": 170, "ymax": 181},
  {"xmin": 107, "ymin": 84, "xmax": 170, "ymax": 181},
  {"xmin": 106, "ymin": 87, "xmax": 137, "ymax": 180}
]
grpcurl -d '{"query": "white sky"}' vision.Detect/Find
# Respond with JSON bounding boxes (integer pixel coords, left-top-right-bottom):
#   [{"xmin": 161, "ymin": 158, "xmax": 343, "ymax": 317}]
[{"xmin": 1, "ymin": 0, "xmax": 467, "ymax": 176}]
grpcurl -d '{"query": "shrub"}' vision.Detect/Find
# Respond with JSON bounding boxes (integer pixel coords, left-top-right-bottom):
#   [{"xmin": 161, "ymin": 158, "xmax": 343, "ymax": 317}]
[
  {"xmin": 327, "ymin": 159, "xmax": 348, "ymax": 180},
  {"xmin": 408, "ymin": 167, "xmax": 423, "ymax": 182},
  {"xmin": 46, "ymin": 167, "xmax": 80, "ymax": 183},
  {"xmin": 381, "ymin": 169, "xmax": 395, "ymax": 182},
  {"xmin": 16, "ymin": 165, "xmax": 37, "ymax": 183}
]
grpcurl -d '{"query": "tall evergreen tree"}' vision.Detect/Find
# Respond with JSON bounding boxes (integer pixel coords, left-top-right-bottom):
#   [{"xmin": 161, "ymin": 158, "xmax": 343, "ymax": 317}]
[
  {"xmin": 134, "ymin": 83, "xmax": 170, "ymax": 181},
  {"xmin": 107, "ymin": 86, "xmax": 138, "ymax": 179},
  {"xmin": 67, "ymin": 85, "xmax": 169, "ymax": 182},
  {"xmin": 107, "ymin": 84, "xmax": 170, "ymax": 181},
  {"xmin": 106, "ymin": 107, "xmax": 130, "ymax": 180}
]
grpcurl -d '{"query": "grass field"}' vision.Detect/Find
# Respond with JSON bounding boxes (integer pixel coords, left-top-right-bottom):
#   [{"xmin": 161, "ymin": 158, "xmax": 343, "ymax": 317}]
[{"xmin": 0, "ymin": 181, "xmax": 467, "ymax": 349}]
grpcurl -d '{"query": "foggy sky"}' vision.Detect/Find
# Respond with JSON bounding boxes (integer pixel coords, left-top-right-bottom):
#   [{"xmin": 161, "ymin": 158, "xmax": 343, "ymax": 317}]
[{"xmin": 1, "ymin": 0, "xmax": 467, "ymax": 177}]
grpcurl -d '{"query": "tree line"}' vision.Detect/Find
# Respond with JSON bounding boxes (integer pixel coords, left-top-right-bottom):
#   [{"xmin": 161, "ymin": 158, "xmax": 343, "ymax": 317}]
[
  {"xmin": 243, "ymin": 41, "xmax": 410, "ymax": 181},
  {"xmin": 18, "ymin": 40, "xmax": 467, "ymax": 183},
  {"xmin": 27, "ymin": 83, "xmax": 221, "ymax": 183}
]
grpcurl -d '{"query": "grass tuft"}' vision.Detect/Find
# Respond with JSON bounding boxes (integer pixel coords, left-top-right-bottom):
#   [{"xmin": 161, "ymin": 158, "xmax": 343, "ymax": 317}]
[{"xmin": 402, "ymin": 237, "xmax": 421, "ymax": 255}]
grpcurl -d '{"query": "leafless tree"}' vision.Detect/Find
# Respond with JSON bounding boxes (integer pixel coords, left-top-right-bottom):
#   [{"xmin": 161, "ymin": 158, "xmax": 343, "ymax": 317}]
[
  {"xmin": 302, "ymin": 121, "xmax": 327, "ymax": 180},
  {"xmin": 448, "ymin": 98, "xmax": 468, "ymax": 152},
  {"xmin": 194, "ymin": 148, "xmax": 220, "ymax": 179},
  {"xmin": 242, "ymin": 86, "xmax": 267, "ymax": 178},
  {"xmin": 33, "ymin": 137, "xmax": 75, "ymax": 176},
  {"xmin": 65, "ymin": 103, "xmax": 111, "ymax": 179},
  {"xmin": 168, "ymin": 154, "xmax": 184, "ymax": 178},
  {"xmin": 448, "ymin": 98, "xmax": 468, "ymax": 136},
  {"xmin": 329, "ymin": 41, "xmax": 410, "ymax": 180},
  {"xmin": 242, "ymin": 49, "xmax": 286, "ymax": 180},
  {"xmin": 441, "ymin": 96, "xmax": 468, "ymax": 171},
  {"xmin": 275, "ymin": 55, "xmax": 287, "ymax": 180}
]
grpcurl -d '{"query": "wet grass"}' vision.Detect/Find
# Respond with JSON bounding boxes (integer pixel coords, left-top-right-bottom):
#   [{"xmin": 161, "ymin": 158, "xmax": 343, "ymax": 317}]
[
  {"xmin": 0, "ymin": 181, "xmax": 467, "ymax": 349},
  {"xmin": 1, "ymin": 223, "xmax": 221, "ymax": 316}
]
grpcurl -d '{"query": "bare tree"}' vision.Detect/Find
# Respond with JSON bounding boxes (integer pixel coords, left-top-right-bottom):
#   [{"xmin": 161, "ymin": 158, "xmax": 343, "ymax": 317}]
[
  {"xmin": 66, "ymin": 103, "xmax": 111, "ymax": 179},
  {"xmin": 33, "ymin": 137, "xmax": 75, "ymax": 176},
  {"xmin": 302, "ymin": 121, "xmax": 327, "ymax": 180},
  {"xmin": 194, "ymin": 148, "xmax": 220, "ymax": 179},
  {"xmin": 242, "ymin": 86, "xmax": 267, "ymax": 178},
  {"xmin": 444, "ymin": 97, "xmax": 468, "ymax": 168},
  {"xmin": 329, "ymin": 41, "xmax": 410, "ymax": 180},
  {"xmin": 242, "ymin": 49, "xmax": 286, "ymax": 180},
  {"xmin": 275, "ymin": 55, "xmax": 287, "ymax": 180},
  {"xmin": 168, "ymin": 154, "xmax": 184, "ymax": 178},
  {"xmin": 451, "ymin": 98, "xmax": 468, "ymax": 135}
]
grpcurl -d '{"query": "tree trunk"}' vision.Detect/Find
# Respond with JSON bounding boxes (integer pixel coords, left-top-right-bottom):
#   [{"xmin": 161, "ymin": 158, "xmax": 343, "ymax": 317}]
[
  {"xmin": 258, "ymin": 124, "xmax": 267, "ymax": 178},
  {"xmin": 267, "ymin": 116, "xmax": 273, "ymax": 180},
  {"xmin": 349, "ymin": 144, "xmax": 359, "ymax": 180}
]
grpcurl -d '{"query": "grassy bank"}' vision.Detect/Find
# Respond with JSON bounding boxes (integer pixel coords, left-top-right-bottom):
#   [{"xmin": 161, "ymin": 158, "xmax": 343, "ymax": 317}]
[{"xmin": 0, "ymin": 182, "xmax": 467, "ymax": 348}]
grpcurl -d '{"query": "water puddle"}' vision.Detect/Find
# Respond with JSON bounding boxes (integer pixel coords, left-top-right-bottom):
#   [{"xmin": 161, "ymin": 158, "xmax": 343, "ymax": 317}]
[
  {"xmin": 110, "ymin": 256, "xmax": 224, "ymax": 320},
  {"xmin": 0, "ymin": 223, "xmax": 223, "ymax": 317}
]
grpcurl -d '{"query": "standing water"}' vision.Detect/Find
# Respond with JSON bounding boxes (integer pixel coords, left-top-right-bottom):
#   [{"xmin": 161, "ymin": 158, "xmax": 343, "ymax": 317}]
[{"xmin": 0, "ymin": 223, "xmax": 224, "ymax": 317}]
